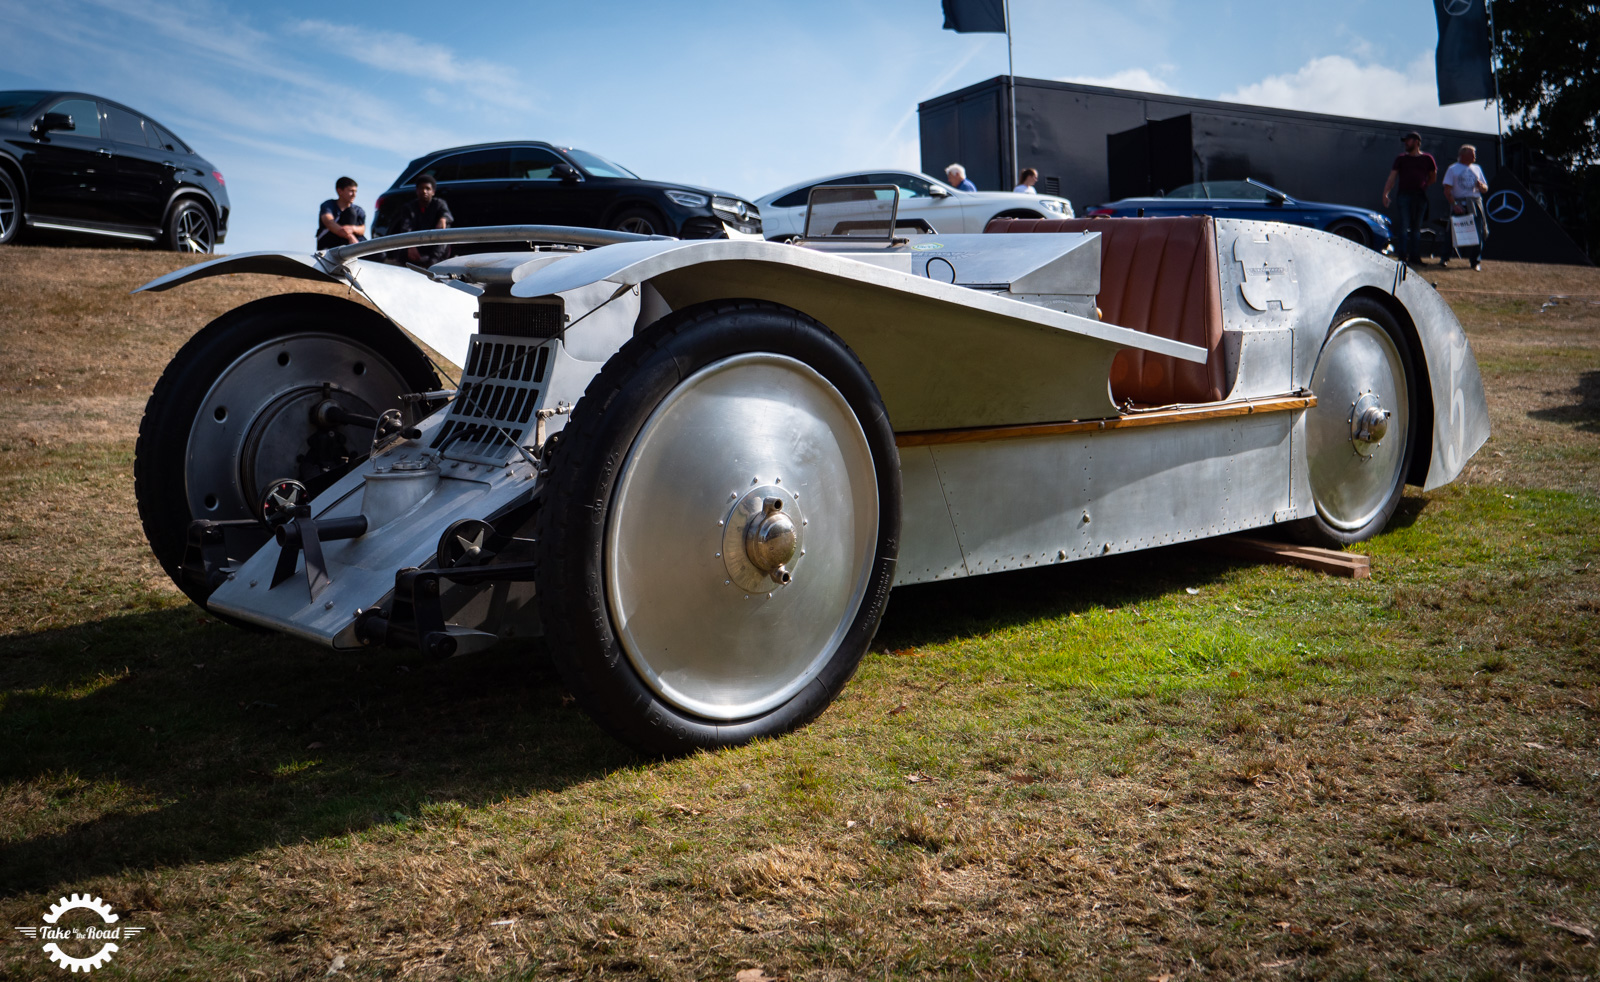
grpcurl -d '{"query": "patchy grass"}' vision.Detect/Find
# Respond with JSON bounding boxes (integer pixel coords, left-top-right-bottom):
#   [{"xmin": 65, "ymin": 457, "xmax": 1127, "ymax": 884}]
[{"xmin": 1, "ymin": 247, "xmax": 1598, "ymax": 980}]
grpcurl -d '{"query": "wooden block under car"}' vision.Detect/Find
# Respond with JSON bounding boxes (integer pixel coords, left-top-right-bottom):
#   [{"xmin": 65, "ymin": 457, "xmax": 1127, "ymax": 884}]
[{"xmin": 1203, "ymin": 535, "xmax": 1371, "ymax": 579}]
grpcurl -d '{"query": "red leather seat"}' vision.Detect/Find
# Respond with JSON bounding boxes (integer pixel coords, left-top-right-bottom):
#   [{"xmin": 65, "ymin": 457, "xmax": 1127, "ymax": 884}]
[{"xmin": 985, "ymin": 216, "xmax": 1227, "ymax": 406}]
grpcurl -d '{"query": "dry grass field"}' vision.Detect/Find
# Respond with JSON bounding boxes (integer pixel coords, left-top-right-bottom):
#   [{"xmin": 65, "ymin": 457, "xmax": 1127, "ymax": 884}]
[{"xmin": 1, "ymin": 244, "xmax": 1598, "ymax": 981}]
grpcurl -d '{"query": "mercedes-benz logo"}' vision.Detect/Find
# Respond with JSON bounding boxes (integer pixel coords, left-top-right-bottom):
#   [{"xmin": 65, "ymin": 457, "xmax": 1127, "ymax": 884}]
[
  {"xmin": 1487, "ymin": 190, "xmax": 1524, "ymax": 223},
  {"xmin": 1443, "ymin": 0, "xmax": 1473, "ymax": 15}
]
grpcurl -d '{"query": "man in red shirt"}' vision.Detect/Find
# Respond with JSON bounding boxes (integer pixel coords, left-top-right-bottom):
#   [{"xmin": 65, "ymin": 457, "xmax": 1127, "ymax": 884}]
[{"xmin": 1381, "ymin": 131, "xmax": 1437, "ymax": 266}]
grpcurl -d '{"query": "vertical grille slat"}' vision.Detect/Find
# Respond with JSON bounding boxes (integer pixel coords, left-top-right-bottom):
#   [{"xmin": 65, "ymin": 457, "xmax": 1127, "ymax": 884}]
[{"xmin": 431, "ymin": 328, "xmax": 552, "ymax": 463}]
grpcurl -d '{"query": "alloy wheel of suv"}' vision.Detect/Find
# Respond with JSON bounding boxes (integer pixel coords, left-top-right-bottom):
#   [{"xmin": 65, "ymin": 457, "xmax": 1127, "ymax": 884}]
[
  {"xmin": 0, "ymin": 169, "xmax": 18, "ymax": 245},
  {"xmin": 612, "ymin": 207, "xmax": 669, "ymax": 236}
]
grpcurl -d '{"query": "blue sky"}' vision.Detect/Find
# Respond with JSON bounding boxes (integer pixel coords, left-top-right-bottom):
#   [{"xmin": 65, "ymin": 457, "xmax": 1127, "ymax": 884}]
[{"xmin": 0, "ymin": 0, "xmax": 1500, "ymax": 253}]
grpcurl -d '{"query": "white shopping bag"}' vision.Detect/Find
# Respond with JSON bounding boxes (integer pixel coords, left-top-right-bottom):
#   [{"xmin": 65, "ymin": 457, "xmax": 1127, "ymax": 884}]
[{"xmin": 1451, "ymin": 211, "xmax": 1480, "ymax": 248}]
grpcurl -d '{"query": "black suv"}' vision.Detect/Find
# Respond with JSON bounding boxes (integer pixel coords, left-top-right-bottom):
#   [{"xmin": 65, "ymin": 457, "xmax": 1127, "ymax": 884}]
[
  {"xmin": 0, "ymin": 90, "xmax": 229, "ymax": 252},
  {"xmin": 372, "ymin": 141, "xmax": 760, "ymax": 242}
]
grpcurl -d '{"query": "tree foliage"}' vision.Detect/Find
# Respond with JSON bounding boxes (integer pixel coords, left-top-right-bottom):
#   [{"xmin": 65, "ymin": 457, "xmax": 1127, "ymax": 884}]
[{"xmin": 1492, "ymin": 0, "xmax": 1599, "ymax": 166}]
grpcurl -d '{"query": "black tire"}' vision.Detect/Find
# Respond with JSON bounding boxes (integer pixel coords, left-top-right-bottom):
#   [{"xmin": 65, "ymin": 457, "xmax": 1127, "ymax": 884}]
[
  {"xmin": 1289, "ymin": 296, "xmax": 1418, "ymax": 546},
  {"xmin": 135, "ymin": 294, "xmax": 440, "ymax": 609},
  {"xmin": 1327, "ymin": 221, "xmax": 1370, "ymax": 248},
  {"xmin": 167, "ymin": 199, "xmax": 214, "ymax": 253},
  {"xmin": 992, "ymin": 209, "xmax": 1046, "ymax": 221},
  {"xmin": 534, "ymin": 300, "xmax": 900, "ymax": 756},
  {"xmin": 0, "ymin": 168, "xmax": 19, "ymax": 245},
  {"xmin": 610, "ymin": 206, "xmax": 671, "ymax": 236}
]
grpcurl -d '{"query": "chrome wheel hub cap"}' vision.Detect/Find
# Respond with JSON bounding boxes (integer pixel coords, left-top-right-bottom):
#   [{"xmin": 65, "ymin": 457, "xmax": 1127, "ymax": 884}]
[{"xmin": 604, "ymin": 353, "xmax": 878, "ymax": 721}]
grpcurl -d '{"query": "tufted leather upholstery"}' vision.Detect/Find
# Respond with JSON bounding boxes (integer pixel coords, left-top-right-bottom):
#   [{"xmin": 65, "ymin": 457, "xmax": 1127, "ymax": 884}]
[{"xmin": 985, "ymin": 216, "xmax": 1227, "ymax": 406}]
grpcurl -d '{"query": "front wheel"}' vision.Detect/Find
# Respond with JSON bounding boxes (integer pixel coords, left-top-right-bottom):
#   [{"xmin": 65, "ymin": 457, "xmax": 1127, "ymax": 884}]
[
  {"xmin": 611, "ymin": 207, "xmax": 670, "ymax": 236},
  {"xmin": 534, "ymin": 300, "xmax": 901, "ymax": 755},
  {"xmin": 1327, "ymin": 221, "xmax": 1371, "ymax": 248},
  {"xmin": 134, "ymin": 294, "xmax": 440, "ymax": 608},
  {"xmin": 1291, "ymin": 296, "xmax": 1418, "ymax": 545}
]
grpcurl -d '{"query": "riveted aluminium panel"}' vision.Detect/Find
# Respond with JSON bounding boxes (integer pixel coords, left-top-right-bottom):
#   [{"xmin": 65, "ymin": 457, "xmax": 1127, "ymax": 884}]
[
  {"xmin": 894, "ymin": 446, "xmax": 969, "ymax": 585},
  {"xmin": 916, "ymin": 413, "xmax": 1291, "ymax": 579}
]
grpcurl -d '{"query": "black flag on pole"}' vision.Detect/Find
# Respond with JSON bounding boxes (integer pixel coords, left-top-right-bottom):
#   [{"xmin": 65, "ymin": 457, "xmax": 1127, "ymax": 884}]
[
  {"xmin": 942, "ymin": 0, "xmax": 1006, "ymax": 33},
  {"xmin": 1433, "ymin": 0, "xmax": 1495, "ymax": 105}
]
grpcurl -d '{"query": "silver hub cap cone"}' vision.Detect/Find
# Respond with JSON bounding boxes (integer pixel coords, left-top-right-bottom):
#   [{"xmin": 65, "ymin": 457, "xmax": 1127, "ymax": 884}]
[
  {"xmin": 187, "ymin": 334, "xmax": 411, "ymax": 520},
  {"xmin": 604, "ymin": 353, "xmax": 878, "ymax": 721},
  {"xmin": 1305, "ymin": 318, "xmax": 1409, "ymax": 530}
]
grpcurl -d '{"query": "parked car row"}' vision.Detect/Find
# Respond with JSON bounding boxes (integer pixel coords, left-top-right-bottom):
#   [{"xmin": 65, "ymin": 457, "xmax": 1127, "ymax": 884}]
[
  {"xmin": 0, "ymin": 89, "xmax": 1392, "ymax": 255},
  {"xmin": 0, "ymin": 90, "xmax": 228, "ymax": 251}
]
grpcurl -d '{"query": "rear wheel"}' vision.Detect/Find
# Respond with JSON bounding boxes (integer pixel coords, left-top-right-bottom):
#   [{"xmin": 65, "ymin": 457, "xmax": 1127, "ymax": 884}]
[
  {"xmin": 1292, "ymin": 296, "xmax": 1417, "ymax": 546},
  {"xmin": 0, "ymin": 169, "xmax": 18, "ymax": 245},
  {"xmin": 167, "ymin": 200, "xmax": 214, "ymax": 253},
  {"xmin": 534, "ymin": 300, "xmax": 900, "ymax": 755},
  {"xmin": 135, "ymin": 294, "xmax": 440, "ymax": 608}
]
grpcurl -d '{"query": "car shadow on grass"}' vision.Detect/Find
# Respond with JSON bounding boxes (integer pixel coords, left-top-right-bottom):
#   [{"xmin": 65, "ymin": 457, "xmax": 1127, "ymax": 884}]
[
  {"xmin": 876, "ymin": 543, "xmax": 1244, "ymax": 651},
  {"xmin": 1528, "ymin": 370, "xmax": 1600, "ymax": 434},
  {"xmin": 0, "ymin": 608, "xmax": 631, "ymax": 898}
]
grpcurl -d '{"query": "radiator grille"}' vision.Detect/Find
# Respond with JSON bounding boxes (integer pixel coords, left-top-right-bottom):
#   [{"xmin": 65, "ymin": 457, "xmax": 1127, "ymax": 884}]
[
  {"xmin": 431, "ymin": 338, "xmax": 551, "ymax": 463},
  {"xmin": 477, "ymin": 298, "xmax": 565, "ymax": 338}
]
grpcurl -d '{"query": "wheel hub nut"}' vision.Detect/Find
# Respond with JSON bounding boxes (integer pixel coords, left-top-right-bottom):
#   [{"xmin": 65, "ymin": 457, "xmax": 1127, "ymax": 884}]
[
  {"xmin": 722, "ymin": 484, "xmax": 804, "ymax": 591},
  {"xmin": 745, "ymin": 498, "xmax": 798, "ymax": 583},
  {"xmin": 1348, "ymin": 393, "xmax": 1390, "ymax": 457}
]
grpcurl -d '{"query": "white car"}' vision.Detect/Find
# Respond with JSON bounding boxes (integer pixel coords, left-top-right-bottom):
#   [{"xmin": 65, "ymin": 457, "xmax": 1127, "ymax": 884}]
[{"xmin": 754, "ymin": 169, "xmax": 1072, "ymax": 239}]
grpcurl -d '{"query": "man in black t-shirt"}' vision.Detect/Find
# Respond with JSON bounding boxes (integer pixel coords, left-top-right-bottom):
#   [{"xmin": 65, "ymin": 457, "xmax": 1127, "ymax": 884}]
[
  {"xmin": 393, "ymin": 175, "xmax": 453, "ymax": 268},
  {"xmin": 316, "ymin": 176, "xmax": 366, "ymax": 250},
  {"xmin": 1380, "ymin": 131, "xmax": 1437, "ymax": 265}
]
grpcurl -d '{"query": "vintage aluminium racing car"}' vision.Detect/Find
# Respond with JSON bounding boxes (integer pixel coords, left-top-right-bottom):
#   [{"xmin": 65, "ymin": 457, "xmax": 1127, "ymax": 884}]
[{"xmin": 131, "ymin": 190, "xmax": 1490, "ymax": 754}]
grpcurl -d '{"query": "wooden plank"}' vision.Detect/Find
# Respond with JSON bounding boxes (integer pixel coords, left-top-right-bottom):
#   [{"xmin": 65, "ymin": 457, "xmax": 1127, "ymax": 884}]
[
  {"xmin": 1202, "ymin": 535, "xmax": 1371, "ymax": 579},
  {"xmin": 895, "ymin": 393, "xmax": 1316, "ymax": 448}
]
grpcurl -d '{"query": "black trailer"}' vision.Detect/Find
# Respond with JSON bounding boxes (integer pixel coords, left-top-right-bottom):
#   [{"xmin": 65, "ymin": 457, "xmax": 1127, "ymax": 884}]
[{"xmin": 918, "ymin": 77, "xmax": 1590, "ymax": 265}]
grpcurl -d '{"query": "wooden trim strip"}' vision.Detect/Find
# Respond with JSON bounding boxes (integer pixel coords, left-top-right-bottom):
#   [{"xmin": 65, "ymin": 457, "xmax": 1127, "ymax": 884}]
[{"xmin": 894, "ymin": 393, "xmax": 1316, "ymax": 448}]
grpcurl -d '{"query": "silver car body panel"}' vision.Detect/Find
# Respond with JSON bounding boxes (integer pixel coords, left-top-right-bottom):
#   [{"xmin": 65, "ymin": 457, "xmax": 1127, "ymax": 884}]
[{"xmin": 136, "ymin": 219, "xmax": 1489, "ymax": 648}]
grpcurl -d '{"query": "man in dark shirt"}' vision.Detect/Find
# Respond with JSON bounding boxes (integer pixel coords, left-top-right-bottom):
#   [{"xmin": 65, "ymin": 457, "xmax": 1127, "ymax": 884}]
[
  {"xmin": 316, "ymin": 176, "xmax": 366, "ymax": 250},
  {"xmin": 393, "ymin": 175, "xmax": 453, "ymax": 268},
  {"xmin": 1381, "ymin": 131, "xmax": 1437, "ymax": 265}
]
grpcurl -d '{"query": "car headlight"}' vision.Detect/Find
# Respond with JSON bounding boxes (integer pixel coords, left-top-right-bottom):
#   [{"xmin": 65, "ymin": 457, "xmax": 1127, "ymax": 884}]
[
  {"xmin": 665, "ymin": 190, "xmax": 710, "ymax": 208},
  {"xmin": 1041, "ymin": 199, "xmax": 1065, "ymax": 213},
  {"xmin": 712, "ymin": 196, "xmax": 755, "ymax": 222}
]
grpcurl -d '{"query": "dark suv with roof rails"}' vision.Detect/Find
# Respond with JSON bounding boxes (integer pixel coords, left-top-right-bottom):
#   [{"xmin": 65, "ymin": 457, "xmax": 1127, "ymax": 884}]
[
  {"xmin": 0, "ymin": 90, "xmax": 228, "ymax": 252},
  {"xmin": 371, "ymin": 141, "xmax": 760, "ymax": 246}
]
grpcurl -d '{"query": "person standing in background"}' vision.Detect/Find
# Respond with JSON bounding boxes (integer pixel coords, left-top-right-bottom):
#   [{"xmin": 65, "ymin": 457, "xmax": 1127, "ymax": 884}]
[
  {"xmin": 1442, "ymin": 143, "xmax": 1490, "ymax": 270},
  {"xmin": 1013, "ymin": 167, "xmax": 1038, "ymax": 193},
  {"xmin": 317, "ymin": 176, "xmax": 366, "ymax": 249},
  {"xmin": 1381, "ymin": 131, "xmax": 1436, "ymax": 266},
  {"xmin": 944, "ymin": 163, "xmax": 977, "ymax": 192}
]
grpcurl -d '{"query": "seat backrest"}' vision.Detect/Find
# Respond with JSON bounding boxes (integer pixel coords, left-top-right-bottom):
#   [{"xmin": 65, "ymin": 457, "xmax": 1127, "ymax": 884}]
[{"xmin": 984, "ymin": 216, "xmax": 1227, "ymax": 405}]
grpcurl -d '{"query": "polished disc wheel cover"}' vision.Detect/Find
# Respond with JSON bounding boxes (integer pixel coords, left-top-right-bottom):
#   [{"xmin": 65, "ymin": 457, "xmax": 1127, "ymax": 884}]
[
  {"xmin": 604, "ymin": 353, "xmax": 878, "ymax": 721},
  {"xmin": 186, "ymin": 333, "xmax": 411, "ymax": 521},
  {"xmin": 1305, "ymin": 317, "xmax": 1410, "ymax": 531}
]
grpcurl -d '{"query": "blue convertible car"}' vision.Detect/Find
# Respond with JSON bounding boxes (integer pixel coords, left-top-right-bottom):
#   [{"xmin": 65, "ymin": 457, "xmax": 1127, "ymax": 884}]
[{"xmin": 1087, "ymin": 179, "xmax": 1392, "ymax": 252}]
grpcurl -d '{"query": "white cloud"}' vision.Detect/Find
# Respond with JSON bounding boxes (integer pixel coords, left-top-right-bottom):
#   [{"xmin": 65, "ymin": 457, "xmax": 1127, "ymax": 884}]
[
  {"xmin": 1056, "ymin": 68, "xmax": 1175, "ymax": 95},
  {"xmin": 289, "ymin": 21, "xmax": 535, "ymax": 113},
  {"xmin": 1219, "ymin": 54, "xmax": 1500, "ymax": 132}
]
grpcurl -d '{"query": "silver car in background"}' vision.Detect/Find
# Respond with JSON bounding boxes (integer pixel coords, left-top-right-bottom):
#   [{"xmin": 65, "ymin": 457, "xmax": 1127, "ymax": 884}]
[{"xmin": 755, "ymin": 169, "xmax": 1072, "ymax": 239}]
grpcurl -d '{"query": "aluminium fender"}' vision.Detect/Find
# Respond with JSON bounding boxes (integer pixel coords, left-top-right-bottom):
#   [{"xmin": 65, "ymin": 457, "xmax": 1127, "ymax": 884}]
[
  {"xmin": 133, "ymin": 251, "xmax": 481, "ymax": 368},
  {"xmin": 1214, "ymin": 219, "xmax": 1489, "ymax": 493}
]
